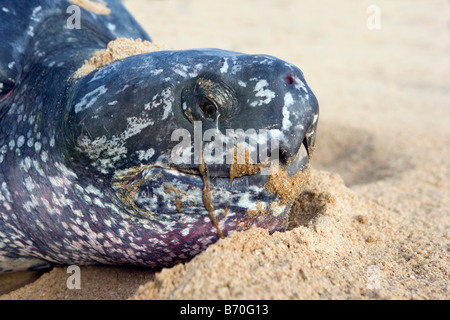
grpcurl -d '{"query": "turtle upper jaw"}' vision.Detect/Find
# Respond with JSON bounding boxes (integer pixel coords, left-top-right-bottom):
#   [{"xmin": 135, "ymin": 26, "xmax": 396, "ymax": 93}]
[{"xmin": 167, "ymin": 133, "xmax": 312, "ymax": 180}]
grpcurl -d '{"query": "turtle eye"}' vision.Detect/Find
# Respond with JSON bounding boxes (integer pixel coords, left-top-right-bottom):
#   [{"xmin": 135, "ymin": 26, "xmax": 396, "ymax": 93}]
[{"xmin": 198, "ymin": 97, "xmax": 218, "ymax": 122}]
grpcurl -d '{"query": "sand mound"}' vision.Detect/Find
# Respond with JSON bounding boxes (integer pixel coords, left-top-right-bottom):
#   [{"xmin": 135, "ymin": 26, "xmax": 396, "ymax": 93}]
[
  {"xmin": 73, "ymin": 38, "xmax": 170, "ymax": 78},
  {"xmin": 132, "ymin": 169, "xmax": 448, "ymax": 300},
  {"xmin": 1, "ymin": 266, "xmax": 154, "ymax": 300}
]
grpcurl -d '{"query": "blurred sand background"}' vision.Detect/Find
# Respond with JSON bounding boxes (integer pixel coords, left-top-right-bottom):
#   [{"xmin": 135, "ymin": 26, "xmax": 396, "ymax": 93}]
[{"xmin": 1, "ymin": 0, "xmax": 449, "ymax": 299}]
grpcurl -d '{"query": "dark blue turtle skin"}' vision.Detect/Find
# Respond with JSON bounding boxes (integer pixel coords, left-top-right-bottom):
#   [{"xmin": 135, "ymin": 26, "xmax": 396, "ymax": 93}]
[{"xmin": 0, "ymin": 0, "xmax": 319, "ymax": 272}]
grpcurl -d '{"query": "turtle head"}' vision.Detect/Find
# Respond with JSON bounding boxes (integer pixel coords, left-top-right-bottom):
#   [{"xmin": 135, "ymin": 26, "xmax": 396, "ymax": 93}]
[{"xmin": 64, "ymin": 48, "xmax": 318, "ymax": 233}]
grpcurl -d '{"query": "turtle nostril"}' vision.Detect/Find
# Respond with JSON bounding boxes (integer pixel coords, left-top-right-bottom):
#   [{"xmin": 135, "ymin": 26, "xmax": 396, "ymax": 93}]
[{"xmin": 285, "ymin": 74, "xmax": 295, "ymax": 85}]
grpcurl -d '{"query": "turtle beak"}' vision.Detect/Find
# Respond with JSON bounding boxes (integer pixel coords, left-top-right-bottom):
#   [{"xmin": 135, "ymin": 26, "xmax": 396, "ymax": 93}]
[
  {"xmin": 286, "ymin": 137, "xmax": 310, "ymax": 176},
  {"xmin": 273, "ymin": 102, "xmax": 317, "ymax": 177}
]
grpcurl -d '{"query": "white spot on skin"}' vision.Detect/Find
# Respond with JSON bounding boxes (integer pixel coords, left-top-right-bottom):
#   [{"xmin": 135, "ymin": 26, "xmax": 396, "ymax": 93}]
[
  {"xmin": 48, "ymin": 176, "xmax": 67, "ymax": 189},
  {"xmin": 172, "ymin": 64, "xmax": 202, "ymax": 79},
  {"xmin": 75, "ymin": 184, "xmax": 84, "ymax": 194},
  {"xmin": 77, "ymin": 135, "xmax": 127, "ymax": 174},
  {"xmin": 85, "ymin": 185, "xmax": 103, "ymax": 198},
  {"xmin": 32, "ymin": 159, "xmax": 45, "ymax": 176},
  {"xmin": 24, "ymin": 176, "xmax": 35, "ymax": 192},
  {"xmin": 77, "ymin": 114, "xmax": 155, "ymax": 173},
  {"xmin": 17, "ymin": 136, "xmax": 25, "ymax": 148},
  {"xmin": 93, "ymin": 197, "xmax": 105, "ymax": 208},
  {"xmin": 8, "ymin": 61, "xmax": 15, "ymax": 69},
  {"xmin": 31, "ymin": 6, "xmax": 42, "ymax": 18},
  {"xmin": 74, "ymin": 85, "xmax": 108, "ymax": 113},
  {"xmin": 55, "ymin": 162, "xmax": 77, "ymax": 179},
  {"xmin": 19, "ymin": 157, "xmax": 32, "ymax": 173},
  {"xmin": 189, "ymin": 64, "xmax": 204, "ymax": 78},
  {"xmin": 83, "ymin": 194, "xmax": 92, "ymax": 204},
  {"xmin": 181, "ymin": 227, "xmax": 191, "ymax": 237},
  {"xmin": 238, "ymin": 80, "xmax": 247, "ymax": 87},
  {"xmin": 231, "ymin": 64, "xmax": 242, "ymax": 75},
  {"xmin": 34, "ymin": 141, "xmax": 42, "ymax": 152},
  {"xmin": 106, "ymin": 23, "xmax": 116, "ymax": 32},
  {"xmin": 137, "ymin": 148, "xmax": 155, "ymax": 161},
  {"xmin": 8, "ymin": 140, "xmax": 15, "ymax": 150},
  {"xmin": 259, "ymin": 58, "xmax": 274, "ymax": 65},
  {"xmin": 2, "ymin": 201, "xmax": 11, "ymax": 211},
  {"xmin": 172, "ymin": 64, "xmax": 188, "ymax": 78},
  {"xmin": 252, "ymin": 80, "xmax": 275, "ymax": 107},
  {"xmin": 73, "ymin": 209, "xmax": 84, "ymax": 218},
  {"xmin": 162, "ymin": 102, "xmax": 173, "ymax": 120},
  {"xmin": 1, "ymin": 182, "xmax": 12, "ymax": 202},
  {"xmin": 28, "ymin": 114, "xmax": 36, "ymax": 125},
  {"xmin": 145, "ymin": 88, "xmax": 174, "ymax": 121},
  {"xmin": 295, "ymin": 123, "xmax": 305, "ymax": 132},
  {"xmin": 2, "ymin": 7, "xmax": 10, "ymax": 13},
  {"xmin": 108, "ymin": 101, "xmax": 118, "ymax": 106},
  {"xmin": 282, "ymin": 92, "xmax": 294, "ymax": 131},
  {"xmin": 220, "ymin": 58, "xmax": 229, "ymax": 73},
  {"xmin": 151, "ymin": 69, "xmax": 163, "ymax": 76},
  {"xmin": 123, "ymin": 117, "xmax": 155, "ymax": 140},
  {"xmin": 41, "ymin": 151, "xmax": 48, "ymax": 163},
  {"xmin": 294, "ymin": 75, "xmax": 308, "ymax": 93},
  {"xmin": 27, "ymin": 26, "xmax": 34, "ymax": 37}
]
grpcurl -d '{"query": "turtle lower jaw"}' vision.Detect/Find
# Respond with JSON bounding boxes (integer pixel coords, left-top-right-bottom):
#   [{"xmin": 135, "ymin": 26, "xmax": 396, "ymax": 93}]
[
  {"xmin": 112, "ymin": 163, "xmax": 271, "ymax": 203},
  {"xmin": 109, "ymin": 137, "xmax": 312, "ymax": 240},
  {"xmin": 114, "ymin": 165, "xmax": 290, "ymax": 232}
]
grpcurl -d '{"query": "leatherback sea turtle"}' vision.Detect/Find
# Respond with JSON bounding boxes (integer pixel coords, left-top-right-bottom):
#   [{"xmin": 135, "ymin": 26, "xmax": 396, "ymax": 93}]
[{"xmin": 0, "ymin": 0, "xmax": 318, "ymax": 272}]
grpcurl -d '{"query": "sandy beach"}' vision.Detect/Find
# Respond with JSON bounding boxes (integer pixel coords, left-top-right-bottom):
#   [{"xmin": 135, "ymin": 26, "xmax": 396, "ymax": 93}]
[{"xmin": 1, "ymin": 0, "xmax": 449, "ymax": 299}]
